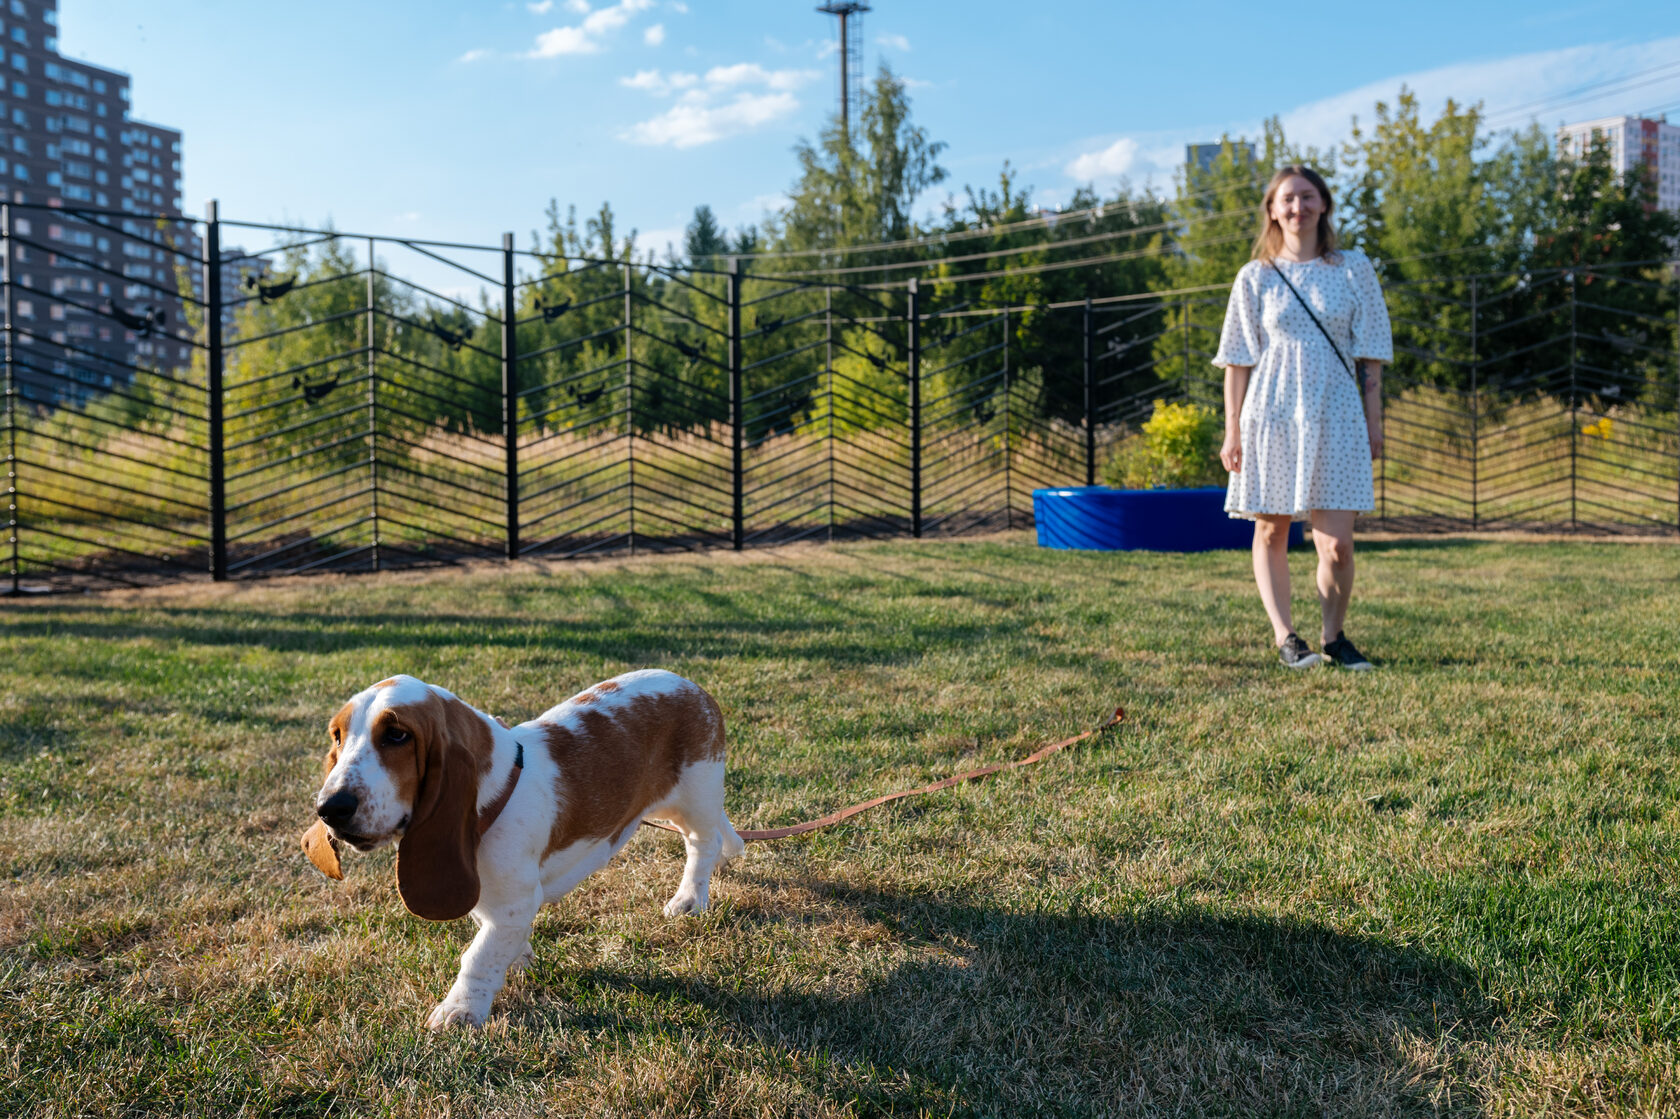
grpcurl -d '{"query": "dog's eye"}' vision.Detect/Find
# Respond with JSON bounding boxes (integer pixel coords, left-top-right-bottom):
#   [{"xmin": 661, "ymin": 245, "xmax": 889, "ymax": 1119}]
[{"xmin": 382, "ymin": 727, "xmax": 412, "ymax": 747}]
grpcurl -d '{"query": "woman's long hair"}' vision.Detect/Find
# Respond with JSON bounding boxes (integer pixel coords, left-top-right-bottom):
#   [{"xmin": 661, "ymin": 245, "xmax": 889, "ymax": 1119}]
[{"xmin": 1252, "ymin": 165, "xmax": 1339, "ymax": 262}]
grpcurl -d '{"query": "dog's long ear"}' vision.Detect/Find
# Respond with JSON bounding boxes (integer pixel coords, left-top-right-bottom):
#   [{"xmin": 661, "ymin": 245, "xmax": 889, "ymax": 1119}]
[
  {"xmin": 395, "ymin": 698, "xmax": 483, "ymax": 921},
  {"xmin": 301, "ymin": 820, "xmax": 344, "ymax": 880},
  {"xmin": 303, "ymin": 710, "xmax": 351, "ymax": 880}
]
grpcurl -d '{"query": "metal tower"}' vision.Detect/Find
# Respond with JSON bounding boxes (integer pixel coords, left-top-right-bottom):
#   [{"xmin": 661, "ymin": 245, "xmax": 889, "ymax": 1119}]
[{"xmin": 817, "ymin": 2, "xmax": 870, "ymax": 136}]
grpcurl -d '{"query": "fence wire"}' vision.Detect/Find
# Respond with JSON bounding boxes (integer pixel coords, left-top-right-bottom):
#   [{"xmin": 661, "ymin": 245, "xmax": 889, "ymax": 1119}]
[{"xmin": 4, "ymin": 206, "xmax": 1677, "ymax": 593}]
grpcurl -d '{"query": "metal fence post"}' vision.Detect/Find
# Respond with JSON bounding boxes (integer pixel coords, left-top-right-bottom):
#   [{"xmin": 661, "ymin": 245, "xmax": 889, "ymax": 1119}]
[
  {"xmin": 502, "ymin": 233, "xmax": 519, "ymax": 559},
  {"xmin": 1378, "ymin": 291, "xmax": 1386, "ymax": 524},
  {"xmin": 366, "ymin": 237, "xmax": 380, "ymax": 572},
  {"xmin": 1002, "ymin": 307, "xmax": 1012, "ymax": 530},
  {"xmin": 201, "ymin": 200, "xmax": 226, "ymax": 581},
  {"xmin": 907, "ymin": 278, "xmax": 921, "ymax": 537},
  {"xmin": 728, "ymin": 257, "xmax": 743, "ymax": 550},
  {"xmin": 1469, "ymin": 276, "xmax": 1479, "ymax": 531},
  {"xmin": 3, "ymin": 204, "xmax": 16, "ymax": 594},
  {"xmin": 1083, "ymin": 294, "xmax": 1095, "ymax": 486},
  {"xmin": 825, "ymin": 285, "xmax": 835, "ymax": 542},
  {"xmin": 625, "ymin": 260, "xmax": 635, "ymax": 554},
  {"xmin": 1569, "ymin": 270, "xmax": 1578, "ymax": 530},
  {"xmin": 1182, "ymin": 295, "xmax": 1191, "ymax": 401}
]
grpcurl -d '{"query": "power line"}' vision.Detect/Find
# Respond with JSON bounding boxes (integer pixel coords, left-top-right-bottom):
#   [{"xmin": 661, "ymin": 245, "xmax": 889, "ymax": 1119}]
[
  {"xmin": 697, "ymin": 170, "xmax": 1272, "ymax": 265},
  {"xmin": 683, "ymin": 63, "xmax": 1680, "ymax": 273},
  {"xmin": 848, "ymin": 230, "xmax": 1257, "ymax": 291},
  {"xmin": 1483, "ymin": 60, "xmax": 1680, "ymax": 128},
  {"xmin": 769, "ymin": 205, "xmax": 1257, "ymax": 278}
]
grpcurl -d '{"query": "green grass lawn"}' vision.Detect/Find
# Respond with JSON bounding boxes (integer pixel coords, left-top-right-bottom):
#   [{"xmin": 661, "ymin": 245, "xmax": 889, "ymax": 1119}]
[{"xmin": 2, "ymin": 533, "xmax": 1678, "ymax": 1117}]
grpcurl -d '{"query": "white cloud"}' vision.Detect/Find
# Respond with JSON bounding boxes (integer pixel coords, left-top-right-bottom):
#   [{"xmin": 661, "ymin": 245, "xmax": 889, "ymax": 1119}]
[
  {"xmin": 565, "ymin": 0, "xmax": 590, "ymax": 10},
  {"xmin": 531, "ymin": 25, "xmax": 597, "ymax": 56},
  {"xmin": 583, "ymin": 0, "xmax": 654, "ymax": 35},
  {"xmin": 618, "ymin": 68, "xmax": 697, "ymax": 95},
  {"xmin": 1066, "ymin": 137, "xmax": 1140, "ymax": 184},
  {"xmin": 736, "ymin": 192, "xmax": 789, "ymax": 219},
  {"xmin": 527, "ymin": 0, "xmax": 656, "ymax": 58},
  {"xmin": 704, "ymin": 62, "xmax": 814, "ymax": 92},
  {"xmin": 644, "ymin": 22, "xmax": 665, "ymax": 45},
  {"xmin": 526, "ymin": 0, "xmax": 554, "ymax": 12},
  {"xmin": 457, "ymin": 48, "xmax": 493, "ymax": 64},
  {"xmin": 620, "ymin": 64, "xmax": 818, "ymax": 147},
  {"xmin": 623, "ymin": 92, "xmax": 798, "ymax": 148},
  {"xmin": 1059, "ymin": 35, "xmax": 1680, "ymax": 194},
  {"xmin": 876, "ymin": 33, "xmax": 910, "ymax": 52},
  {"xmin": 636, "ymin": 225, "xmax": 687, "ymax": 255},
  {"xmin": 1279, "ymin": 35, "xmax": 1680, "ymax": 148},
  {"xmin": 669, "ymin": 1, "xmax": 688, "ymax": 11}
]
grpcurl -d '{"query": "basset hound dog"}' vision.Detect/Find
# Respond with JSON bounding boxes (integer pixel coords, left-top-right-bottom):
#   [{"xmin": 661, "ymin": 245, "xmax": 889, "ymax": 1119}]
[{"xmin": 300, "ymin": 670, "xmax": 743, "ymax": 1029}]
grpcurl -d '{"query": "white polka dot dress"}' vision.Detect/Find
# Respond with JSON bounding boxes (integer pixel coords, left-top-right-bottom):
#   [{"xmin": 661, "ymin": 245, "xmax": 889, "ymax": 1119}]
[{"xmin": 1214, "ymin": 249, "xmax": 1393, "ymax": 521}]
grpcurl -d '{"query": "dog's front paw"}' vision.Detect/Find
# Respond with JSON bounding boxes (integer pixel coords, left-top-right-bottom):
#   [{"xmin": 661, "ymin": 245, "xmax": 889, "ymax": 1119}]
[
  {"xmin": 663, "ymin": 887, "xmax": 707, "ymax": 917},
  {"xmin": 426, "ymin": 1000, "xmax": 486, "ymax": 1030}
]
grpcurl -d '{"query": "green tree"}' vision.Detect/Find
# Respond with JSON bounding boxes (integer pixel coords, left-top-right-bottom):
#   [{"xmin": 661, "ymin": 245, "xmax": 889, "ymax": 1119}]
[
  {"xmin": 1154, "ymin": 120, "xmax": 1306, "ymax": 401},
  {"xmin": 772, "ymin": 66, "xmax": 947, "ymax": 260},
  {"xmin": 755, "ymin": 67, "xmax": 949, "ymax": 435},
  {"xmin": 683, "ymin": 205, "xmax": 727, "ymax": 266}
]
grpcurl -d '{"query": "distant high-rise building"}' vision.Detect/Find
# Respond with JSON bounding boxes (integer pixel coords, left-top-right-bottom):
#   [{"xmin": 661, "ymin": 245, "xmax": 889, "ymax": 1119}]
[
  {"xmin": 219, "ymin": 246, "xmax": 272, "ymax": 336},
  {"xmin": 1556, "ymin": 114, "xmax": 1680, "ymax": 214},
  {"xmin": 0, "ymin": 0, "xmax": 194, "ymax": 405},
  {"xmin": 1187, "ymin": 141, "xmax": 1255, "ymax": 174}
]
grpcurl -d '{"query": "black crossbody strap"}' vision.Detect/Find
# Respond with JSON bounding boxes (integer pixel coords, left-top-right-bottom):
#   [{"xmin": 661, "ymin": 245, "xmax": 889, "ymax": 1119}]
[{"xmin": 1269, "ymin": 260, "xmax": 1362, "ymax": 389}]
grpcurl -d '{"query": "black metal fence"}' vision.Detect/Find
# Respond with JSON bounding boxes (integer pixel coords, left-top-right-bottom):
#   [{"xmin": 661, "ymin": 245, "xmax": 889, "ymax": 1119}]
[{"xmin": 3, "ymin": 204, "xmax": 1677, "ymax": 593}]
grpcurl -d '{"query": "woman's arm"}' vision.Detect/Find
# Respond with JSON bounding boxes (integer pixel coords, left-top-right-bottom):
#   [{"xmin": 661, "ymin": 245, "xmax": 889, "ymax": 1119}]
[
  {"xmin": 1220, "ymin": 364, "xmax": 1251, "ymax": 473},
  {"xmin": 1360, "ymin": 361, "xmax": 1384, "ymax": 461}
]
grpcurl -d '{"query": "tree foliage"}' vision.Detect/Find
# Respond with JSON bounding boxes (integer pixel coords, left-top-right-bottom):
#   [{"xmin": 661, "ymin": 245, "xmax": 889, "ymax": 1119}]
[{"xmin": 92, "ymin": 74, "xmax": 1680, "ymax": 453}]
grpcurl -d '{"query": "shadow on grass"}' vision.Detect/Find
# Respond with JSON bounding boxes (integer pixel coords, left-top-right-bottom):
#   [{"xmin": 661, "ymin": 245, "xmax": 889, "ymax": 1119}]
[
  {"xmin": 0, "ymin": 607, "xmax": 1074, "ymax": 674},
  {"xmin": 1356, "ymin": 538, "xmax": 1501, "ymax": 554},
  {"xmin": 546, "ymin": 883, "xmax": 1493, "ymax": 1118}
]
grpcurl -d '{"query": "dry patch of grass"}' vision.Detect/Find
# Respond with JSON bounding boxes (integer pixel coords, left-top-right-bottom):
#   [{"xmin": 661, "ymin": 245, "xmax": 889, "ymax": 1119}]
[{"xmin": 3, "ymin": 534, "xmax": 1679, "ymax": 1116}]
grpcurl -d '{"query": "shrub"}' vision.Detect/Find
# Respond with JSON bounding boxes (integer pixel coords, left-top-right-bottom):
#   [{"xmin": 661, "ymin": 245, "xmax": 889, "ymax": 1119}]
[{"xmin": 1101, "ymin": 399, "xmax": 1227, "ymax": 489}]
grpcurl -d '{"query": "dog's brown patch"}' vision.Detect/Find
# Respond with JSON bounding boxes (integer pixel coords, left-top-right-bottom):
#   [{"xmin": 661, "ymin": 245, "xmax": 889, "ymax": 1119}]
[
  {"xmin": 322, "ymin": 703, "xmax": 354, "ymax": 778},
  {"xmin": 372, "ymin": 706, "xmax": 422, "ymax": 809},
  {"xmin": 544, "ymin": 682, "xmax": 724, "ymax": 854},
  {"xmin": 570, "ymin": 680, "xmax": 620, "ymax": 705},
  {"xmin": 393, "ymin": 692, "xmax": 497, "ymax": 921},
  {"xmin": 380, "ymin": 693, "xmax": 496, "ymax": 825}
]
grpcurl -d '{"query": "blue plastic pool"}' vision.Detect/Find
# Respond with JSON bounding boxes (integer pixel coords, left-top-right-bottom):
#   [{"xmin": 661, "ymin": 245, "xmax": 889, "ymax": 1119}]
[{"xmin": 1031, "ymin": 486, "xmax": 1303, "ymax": 551}]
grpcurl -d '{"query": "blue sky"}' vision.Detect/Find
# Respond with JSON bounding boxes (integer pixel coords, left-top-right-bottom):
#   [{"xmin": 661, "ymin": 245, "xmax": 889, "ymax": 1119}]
[{"xmin": 57, "ymin": 0, "xmax": 1680, "ymax": 286}]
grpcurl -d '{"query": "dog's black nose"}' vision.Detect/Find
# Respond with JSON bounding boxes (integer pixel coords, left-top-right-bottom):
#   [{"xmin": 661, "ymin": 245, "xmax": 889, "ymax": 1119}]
[{"xmin": 316, "ymin": 790, "xmax": 359, "ymax": 828}]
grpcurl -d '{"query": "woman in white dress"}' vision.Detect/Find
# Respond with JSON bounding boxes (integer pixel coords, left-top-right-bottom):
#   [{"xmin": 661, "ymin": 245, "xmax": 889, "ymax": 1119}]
[{"xmin": 1215, "ymin": 165, "xmax": 1392, "ymax": 670}]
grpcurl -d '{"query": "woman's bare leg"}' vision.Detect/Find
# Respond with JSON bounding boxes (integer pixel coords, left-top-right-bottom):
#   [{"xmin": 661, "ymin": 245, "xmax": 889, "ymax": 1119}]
[
  {"xmin": 1310, "ymin": 509, "xmax": 1357, "ymax": 643},
  {"xmin": 1252, "ymin": 515, "xmax": 1297, "ymax": 646}
]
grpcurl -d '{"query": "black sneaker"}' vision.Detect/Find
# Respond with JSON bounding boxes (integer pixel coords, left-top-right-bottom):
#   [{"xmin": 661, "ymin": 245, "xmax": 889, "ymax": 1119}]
[
  {"xmin": 1278, "ymin": 633, "xmax": 1322, "ymax": 669},
  {"xmin": 1323, "ymin": 632, "xmax": 1374, "ymax": 671}
]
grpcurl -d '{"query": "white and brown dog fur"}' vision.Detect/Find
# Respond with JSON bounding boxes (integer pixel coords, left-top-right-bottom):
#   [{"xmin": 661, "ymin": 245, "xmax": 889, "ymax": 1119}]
[{"xmin": 300, "ymin": 669, "xmax": 743, "ymax": 1029}]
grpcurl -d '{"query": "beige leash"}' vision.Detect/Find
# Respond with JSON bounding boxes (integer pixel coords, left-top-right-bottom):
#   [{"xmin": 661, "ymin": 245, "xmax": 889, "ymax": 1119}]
[{"xmin": 643, "ymin": 706, "xmax": 1126, "ymax": 842}]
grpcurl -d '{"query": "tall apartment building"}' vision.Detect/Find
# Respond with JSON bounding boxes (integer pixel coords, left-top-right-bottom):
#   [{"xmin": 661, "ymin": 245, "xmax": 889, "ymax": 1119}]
[
  {"xmin": 0, "ymin": 0, "xmax": 193, "ymax": 404},
  {"xmin": 1187, "ymin": 141, "xmax": 1255, "ymax": 174},
  {"xmin": 1556, "ymin": 114, "xmax": 1680, "ymax": 214}
]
